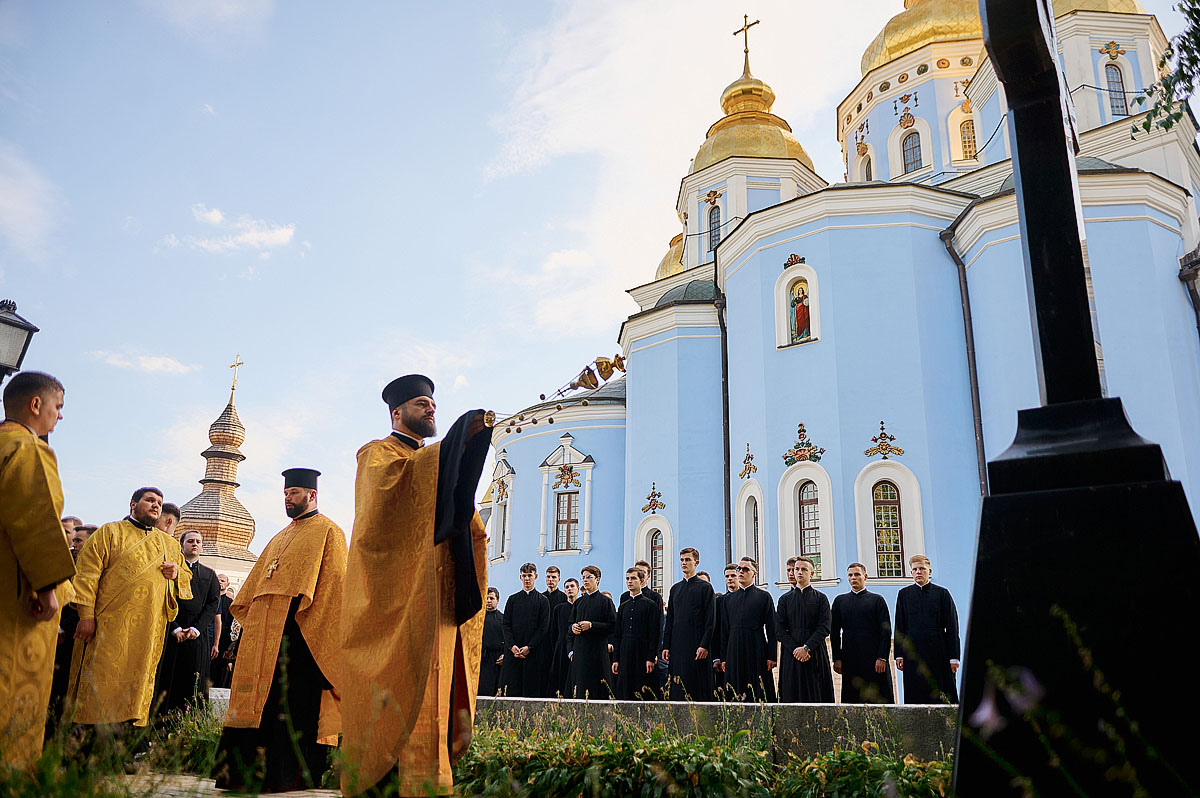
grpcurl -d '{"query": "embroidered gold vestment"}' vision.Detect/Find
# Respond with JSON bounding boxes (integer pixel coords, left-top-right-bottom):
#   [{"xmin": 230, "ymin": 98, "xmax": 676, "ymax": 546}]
[
  {"xmin": 68, "ymin": 519, "xmax": 191, "ymax": 726},
  {"xmin": 223, "ymin": 512, "xmax": 347, "ymax": 743},
  {"xmin": 0, "ymin": 421, "xmax": 76, "ymax": 768},
  {"xmin": 340, "ymin": 435, "xmax": 487, "ymax": 797}
]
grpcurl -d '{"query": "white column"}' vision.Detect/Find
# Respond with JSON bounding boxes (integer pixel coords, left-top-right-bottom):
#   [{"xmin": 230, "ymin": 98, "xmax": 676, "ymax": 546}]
[
  {"xmin": 582, "ymin": 468, "xmax": 593, "ymax": 554},
  {"xmin": 538, "ymin": 471, "xmax": 549, "ymax": 555},
  {"xmin": 504, "ymin": 478, "xmax": 514, "ymax": 557}
]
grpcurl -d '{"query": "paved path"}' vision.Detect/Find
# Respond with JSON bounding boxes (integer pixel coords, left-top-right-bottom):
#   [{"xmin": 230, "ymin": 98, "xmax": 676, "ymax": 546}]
[{"xmin": 124, "ymin": 772, "xmax": 338, "ymax": 797}]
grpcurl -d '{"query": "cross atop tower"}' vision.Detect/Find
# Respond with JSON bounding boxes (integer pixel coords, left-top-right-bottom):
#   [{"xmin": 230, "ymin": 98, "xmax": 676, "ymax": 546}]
[
  {"xmin": 229, "ymin": 353, "xmax": 245, "ymax": 400},
  {"xmin": 733, "ymin": 14, "xmax": 760, "ymax": 76}
]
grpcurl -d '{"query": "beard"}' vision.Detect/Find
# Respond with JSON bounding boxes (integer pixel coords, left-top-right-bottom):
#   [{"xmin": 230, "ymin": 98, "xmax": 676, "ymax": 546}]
[
  {"xmin": 285, "ymin": 503, "xmax": 307, "ymax": 518},
  {"xmin": 403, "ymin": 409, "xmax": 436, "ymax": 438}
]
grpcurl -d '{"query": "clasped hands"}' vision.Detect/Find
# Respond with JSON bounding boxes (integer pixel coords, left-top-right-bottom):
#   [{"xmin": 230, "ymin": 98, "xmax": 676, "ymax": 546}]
[
  {"xmin": 570, "ymin": 620, "xmax": 592, "ymax": 634},
  {"xmin": 509, "ymin": 645, "xmax": 532, "ymax": 659},
  {"xmin": 173, "ymin": 627, "xmax": 200, "ymax": 643}
]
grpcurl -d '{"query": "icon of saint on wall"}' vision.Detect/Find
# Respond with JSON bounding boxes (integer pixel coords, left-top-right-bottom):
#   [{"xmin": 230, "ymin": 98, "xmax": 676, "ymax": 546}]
[{"xmin": 790, "ymin": 279, "xmax": 811, "ymax": 344}]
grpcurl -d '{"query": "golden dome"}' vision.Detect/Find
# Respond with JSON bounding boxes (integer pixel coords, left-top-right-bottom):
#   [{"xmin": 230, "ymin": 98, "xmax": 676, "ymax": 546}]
[
  {"xmin": 691, "ymin": 55, "xmax": 813, "ymax": 174},
  {"xmin": 655, "ymin": 233, "xmax": 685, "ymax": 281},
  {"xmin": 1051, "ymin": 0, "xmax": 1147, "ymax": 14},
  {"xmin": 860, "ymin": 0, "xmax": 981, "ymax": 76}
]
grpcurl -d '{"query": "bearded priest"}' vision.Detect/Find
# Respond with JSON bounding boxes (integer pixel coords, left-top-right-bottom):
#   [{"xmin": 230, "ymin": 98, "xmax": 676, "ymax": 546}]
[{"xmin": 212, "ymin": 467, "xmax": 348, "ymax": 793}]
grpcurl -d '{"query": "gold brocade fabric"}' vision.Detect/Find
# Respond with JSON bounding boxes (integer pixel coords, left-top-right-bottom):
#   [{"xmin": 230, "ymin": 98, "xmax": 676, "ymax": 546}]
[
  {"xmin": 223, "ymin": 513, "xmax": 347, "ymax": 744},
  {"xmin": 340, "ymin": 436, "xmax": 487, "ymax": 797},
  {"xmin": 68, "ymin": 520, "xmax": 192, "ymax": 726},
  {"xmin": 0, "ymin": 421, "xmax": 76, "ymax": 769}
]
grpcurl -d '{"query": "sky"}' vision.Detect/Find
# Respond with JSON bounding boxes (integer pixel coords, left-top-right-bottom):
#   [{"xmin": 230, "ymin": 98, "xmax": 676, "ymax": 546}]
[{"xmin": 1, "ymin": 0, "xmax": 1187, "ymax": 552}]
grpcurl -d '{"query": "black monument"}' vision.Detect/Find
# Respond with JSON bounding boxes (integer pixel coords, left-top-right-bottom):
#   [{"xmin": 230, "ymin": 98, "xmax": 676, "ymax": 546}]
[{"xmin": 954, "ymin": 2, "xmax": 1200, "ymax": 795}]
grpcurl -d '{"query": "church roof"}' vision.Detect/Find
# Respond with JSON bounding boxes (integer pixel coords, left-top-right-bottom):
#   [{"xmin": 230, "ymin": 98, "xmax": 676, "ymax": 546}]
[
  {"xmin": 994, "ymin": 156, "xmax": 1126, "ymax": 194},
  {"xmin": 515, "ymin": 375, "xmax": 627, "ymax": 417},
  {"xmin": 655, "ymin": 279, "xmax": 719, "ymax": 308}
]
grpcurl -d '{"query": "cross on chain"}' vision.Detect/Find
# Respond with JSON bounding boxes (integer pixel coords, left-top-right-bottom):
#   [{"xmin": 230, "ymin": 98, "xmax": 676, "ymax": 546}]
[{"xmin": 733, "ymin": 14, "xmax": 759, "ymax": 55}]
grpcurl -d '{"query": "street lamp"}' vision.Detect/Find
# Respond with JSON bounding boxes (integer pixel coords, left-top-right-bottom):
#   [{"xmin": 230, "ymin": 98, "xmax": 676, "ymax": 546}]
[{"xmin": 0, "ymin": 300, "xmax": 39, "ymax": 385}]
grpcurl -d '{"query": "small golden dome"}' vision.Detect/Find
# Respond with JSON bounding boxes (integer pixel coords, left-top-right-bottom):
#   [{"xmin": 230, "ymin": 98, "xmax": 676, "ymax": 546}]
[
  {"xmin": 1051, "ymin": 0, "xmax": 1147, "ymax": 14},
  {"xmin": 655, "ymin": 233, "xmax": 685, "ymax": 281},
  {"xmin": 691, "ymin": 55, "xmax": 813, "ymax": 174},
  {"xmin": 860, "ymin": 0, "xmax": 982, "ymax": 77}
]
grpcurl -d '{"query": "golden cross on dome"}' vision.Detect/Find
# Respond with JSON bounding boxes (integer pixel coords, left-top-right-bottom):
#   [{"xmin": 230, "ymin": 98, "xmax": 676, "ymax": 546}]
[
  {"xmin": 733, "ymin": 14, "xmax": 760, "ymax": 56},
  {"xmin": 229, "ymin": 354, "xmax": 245, "ymax": 393}
]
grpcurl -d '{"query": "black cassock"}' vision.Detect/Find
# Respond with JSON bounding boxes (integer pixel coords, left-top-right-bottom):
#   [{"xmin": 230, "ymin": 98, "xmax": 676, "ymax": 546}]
[
  {"xmin": 712, "ymin": 590, "xmax": 737, "ymax": 699},
  {"xmin": 546, "ymin": 601, "xmax": 574, "ymax": 697},
  {"xmin": 47, "ymin": 602, "xmax": 79, "ymax": 732},
  {"xmin": 212, "ymin": 593, "xmax": 235, "ymax": 688},
  {"xmin": 544, "ymin": 588, "xmax": 569, "ymax": 612},
  {"xmin": 619, "ymin": 586, "xmax": 662, "ymax": 610},
  {"xmin": 613, "ymin": 592, "xmax": 661, "ymax": 700},
  {"xmin": 537, "ymin": 589, "xmax": 568, "ymax": 694},
  {"xmin": 894, "ymin": 581, "xmax": 960, "ymax": 703},
  {"xmin": 776, "ymin": 586, "xmax": 835, "ymax": 703},
  {"xmin": 662, "ymin": 576, "xmax": 715, "ymax": 701},
  {"xmin": 719, "ymin": 585, "xmax": 777, "ymax": 702},
  {"xmin": 155, "ymin": 560, "xmax": 221, "ymax": 715},
  {"xmin": 567, "ymin": 590, "xmax": 616, "ymax": 699},
  {"xmin": 831, "ymin": 589, "xmax": 894, "ymax": 703},
  {"xmin": 500, "ymin": 589, "xmax": 550, "ymax": 697},
  {"xmin": 478, "ymin": 608, "xmax": 505, "ymax": 697}
]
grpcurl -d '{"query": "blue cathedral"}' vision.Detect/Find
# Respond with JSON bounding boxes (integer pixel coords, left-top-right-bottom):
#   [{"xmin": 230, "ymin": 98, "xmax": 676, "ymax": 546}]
[{"xmin": 480, "ymin": 0, "xmax": 1200, "ymax": 698}]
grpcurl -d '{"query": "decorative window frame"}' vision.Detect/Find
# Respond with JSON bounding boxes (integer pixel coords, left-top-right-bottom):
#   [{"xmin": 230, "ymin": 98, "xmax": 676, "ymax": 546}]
[
  {"xmin": 853, "ymin": 143, "xmax": 878, "ymax": 182},
  {"xmin": 887, "ymin": 114, "xmax": 933, "ymax": 180},
  {"xmin": 538, "ymin": 433, "xmax": 595, "ymax": 555},
  {"xmin": 776, "ymin": 461, "xmax": 838, "ymax": 586},
  {"xmin": 635, "ymin": 514, "xmax": 675, "ymax": 590},
  {"xmin": 852, "ymin": 460, "xmax": 925, "ymax": 583},
  {"xmin": 735, "ymin": 477, "xmax": 767, "ymax": 581},
  {"xmin": 708, "ymin": 203, "xmax": 723, "ymax": 253},
  {"xmin": 774, "ymin": 259, "xmax": 822, "ymax": 348},
  {"xmin": 947, "ymin": 104, "xmax": 978, "ymax": 163},
  {"xmin": 1098, "ymin": 56, "xmax": 1134, "ymax": 122},
  {"xmin": 489, "ymin": 450, "xmax": 515, "ymax": 563}
]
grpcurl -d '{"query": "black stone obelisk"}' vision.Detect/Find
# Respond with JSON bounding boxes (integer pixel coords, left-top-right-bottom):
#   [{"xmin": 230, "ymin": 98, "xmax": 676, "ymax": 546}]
[{"xmin": 954, "ymin": 2, "xmax": 1200, "ymax": 796}]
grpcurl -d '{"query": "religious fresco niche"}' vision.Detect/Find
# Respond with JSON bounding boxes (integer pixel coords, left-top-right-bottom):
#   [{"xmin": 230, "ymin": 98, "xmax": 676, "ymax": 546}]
[{"xmin": 789, "ymin": 277, "xmax": 813, "ymax": 344}]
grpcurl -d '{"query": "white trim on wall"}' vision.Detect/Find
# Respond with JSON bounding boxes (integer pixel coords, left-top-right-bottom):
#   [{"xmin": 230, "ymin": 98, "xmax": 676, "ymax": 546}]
[
  {"xmin": 888, "ymin": 114, "xmax": 934, "ymax": 180},
  {"xmin": 776, "ymin": 461, "xmax": 836, "ymax": 582},
  {"xmin": 634, "ymin": 514, "xmax": 675, "ymax": 590},
  {"xmin": 735, "ymin": 478, "xmax": 767, "ymax": 582},
  {"xmin": 538, "ymin": 433, "xmax": 596, "ymax": 555},
  {"xmin": 773, "ymin": 261, "xmax": 822, "ymax": 348},
  {"xmin": 853, "ymin": 460, "xmax": 926, "ymax": 579}
]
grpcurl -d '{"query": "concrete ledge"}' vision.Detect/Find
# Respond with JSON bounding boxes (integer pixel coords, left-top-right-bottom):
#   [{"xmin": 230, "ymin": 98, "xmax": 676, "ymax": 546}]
[{"xmin": 475, "ymin": 697, "xmax": 957, "ymax": 762}]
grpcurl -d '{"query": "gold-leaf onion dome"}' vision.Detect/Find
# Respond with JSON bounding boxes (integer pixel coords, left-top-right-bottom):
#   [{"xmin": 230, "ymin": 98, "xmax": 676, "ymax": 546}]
[
  {"xmin": 1051, "ymin": 0, "xmax": 1147, "ymax": 14},
  {"xmin": 691, "ymin": 59, "xmax": 813, "ymax": 174},
  {"xmin": 860, "ymin": 0, "xmax": 982, "ymax": 77},
  {"xmin": 655, "ymin": 233, "xmax": 685, "ymax": 280}
]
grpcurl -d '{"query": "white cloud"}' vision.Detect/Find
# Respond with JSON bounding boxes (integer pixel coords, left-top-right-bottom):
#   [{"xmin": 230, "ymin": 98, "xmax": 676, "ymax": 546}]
[
  {"xmin": 202, "ymin": 103, "xmax": 215, "ymax": 115},
  {"xmin": 192, "ymin": 203, "xmax": 225, "ymax": 225},
  {"xmin": 92, "ymin": 350, "xmax": 201, "ymax": 375},
  {"xmin": 141, "ymin": 0, "xmax": 274, "ymax": 40},
  {"xmin": 158, "ymin": 233, "xmax": 181, "ymax": 249},
  {"xmin": 164, "ymin": 203, "xmax": 296, "ymax": 255},
  {"xmin": 0, "ymin": 139, "xmax": 59, "ymax": 260},
  {"xmin": 453, "ymin": 375, "xmax": 469, "ymax": 391}
]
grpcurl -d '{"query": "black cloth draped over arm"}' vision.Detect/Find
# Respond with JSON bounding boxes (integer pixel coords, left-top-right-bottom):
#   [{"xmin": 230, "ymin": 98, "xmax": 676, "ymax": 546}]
[{"xmin": 433, "ymin": 409, "xmax": 493, "ymax": 625}]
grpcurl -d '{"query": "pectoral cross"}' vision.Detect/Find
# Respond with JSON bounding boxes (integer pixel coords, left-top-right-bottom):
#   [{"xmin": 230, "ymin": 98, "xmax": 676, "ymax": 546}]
[{"xmin": 266, "ymin": 557, "xmax": 279, "ymax": 578}]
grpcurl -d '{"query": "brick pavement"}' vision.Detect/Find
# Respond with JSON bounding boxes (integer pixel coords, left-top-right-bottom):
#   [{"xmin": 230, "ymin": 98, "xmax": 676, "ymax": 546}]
[{"xmin": 122, "ymin": 772, "xmax": 339, "ymax": 797}]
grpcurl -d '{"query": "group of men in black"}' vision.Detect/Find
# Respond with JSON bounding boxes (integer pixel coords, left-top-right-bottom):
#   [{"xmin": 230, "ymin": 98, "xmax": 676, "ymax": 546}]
[{"xmin": 479, "ymin": 549, "xmax": 961, "ymax": 705}]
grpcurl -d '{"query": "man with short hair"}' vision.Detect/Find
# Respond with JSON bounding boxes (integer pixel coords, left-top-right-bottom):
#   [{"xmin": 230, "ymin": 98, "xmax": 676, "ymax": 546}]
[
  {"xmin": 567, "ymin": 565, "xmax": 616, "ymax": 699},
  {"xmin": 711, "ymin": 563, "xmax": 740, "ymax": 697},
  {"xmin": 70, "ymin": 526, "xmax": 91, "ymax": 555},
  {"xmin": 61, "ymin": 516, "xmax": 81, "ymax": 536},
  {"xmin": 619, "ymin": 560, "xmax": 663, "ymax": 610},
  {"xmin": 831, "ymin": 563, "xmax": 894, "ymax": 703},
  {"xmin": 543, "ymin": 566, "xmax": 567, "ymax": 611},
  {"xmin": 0, "ymin": 371, "xmax": 76, "ymax": 768},
  {"xmin": 156, "ymin": 503, "xmax": 180, "ymax": 538},
  {"xmin": 154, "ymin": 531, "xmax": 221, "ymax": 715},
  {"xmin": 212, "ymin": 574, "xmax": 235, "ymax": 688},
  {"xmin": 547, "ymin": 577, "xmax": 578, "ymax": 697},
  {"xmin": 501, "ymin": 563, "xmax": 550, "ymax": 698},
  {"xmin": 718, "ymin": 558, "xmax": 777, "ymax": 701},
  {"xmin": 696, "ymin": 571, "xmax": 711, "ymax": 583},
  {"xmin": 70, "ymin": 487, "xmax": 192, "ymax": 730},
  {"xmin": 662, "ymin": 547, "xmax": 715, "ymax": 701},
  {"xmin": 478, "ymin": 587, "xmax": 505, "ymax": 697},
  {"xmin": 776, "ymin": 556, "xmax": 834, "ymax": 703},
  {"xmin": 613, "ymin": 568, "xmax": 660, "ymax": 700},
  {"xmin": 894, "ymin": 555, "xmax": 960, "ymax": 704}
]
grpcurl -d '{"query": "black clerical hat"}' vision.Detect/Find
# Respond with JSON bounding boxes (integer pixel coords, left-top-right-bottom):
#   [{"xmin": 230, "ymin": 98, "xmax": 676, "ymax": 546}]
[
  {"xmin": 382, "ymin": 374, "xmax": 435, "ymax": 411},
  {"xmin": 281, "ymin": 468, "xmax": 320, "ymax": 490}
]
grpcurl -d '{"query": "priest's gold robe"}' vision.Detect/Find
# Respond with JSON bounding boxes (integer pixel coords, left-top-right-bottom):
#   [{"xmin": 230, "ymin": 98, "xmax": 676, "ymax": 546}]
[
  {"xmin": 0, "ymin": 420, "xmax": 76, "ymax": 769},
  {"xmin": 223, "ymin": 512, "xmax": 347, "ymax": 743},
  {"xmin": 68, "ymin": 519, "xmax": 191, "ymax": 726},
  {"xmin": 340, "ymin": 435, "xmax": 487, "ymax": 797}
]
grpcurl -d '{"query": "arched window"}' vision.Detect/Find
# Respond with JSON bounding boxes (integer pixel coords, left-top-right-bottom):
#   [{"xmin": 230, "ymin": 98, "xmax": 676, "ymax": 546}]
[
  {"xmin": 872, "ymin": 481, "xmax": 904, "ymax": 577},
  {"xmin": 749, "ymin": 495, "xmax": 764, "ymax": 584},
  {"xmin": 902, "ymin": 132, "xmax": 922, "ymax": 174},
  {"xmin": 1105, "ymin": 64, "xmax": 1128, "ymax": 117},
  {"xmin": 708, "ymin": 204, "xmax": 722, "ymax": 252},
  {"xmin": 960, "ymin": 119, "xmax": 977, "ymax": 160},
  {"xmin": 864, "ymin": 156, "xmax": 873, "ymax": 182},
  {"xmin": 798, "ymin": 480, "xmax": 821, "ymax": 578},
  {"xmin": 650, "ymin": 529, "xmax": 664, "ymax": 591}
]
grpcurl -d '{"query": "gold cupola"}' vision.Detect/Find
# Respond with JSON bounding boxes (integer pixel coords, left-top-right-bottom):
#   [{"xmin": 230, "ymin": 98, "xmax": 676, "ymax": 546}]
[
  {"xmin": 860, "ymin": 0, "xmax": 982, "ymax": 76},
  {"xmin": 654, "ymin": 233, "xmax": 685, "ymax": 280},
  {"xmin": 691, "ymin": 51, "xmax": 813, "ymax": 174},
  {"xmin": 1051, "ymin": 0, "xmax": 1147, "ymax": 14}
]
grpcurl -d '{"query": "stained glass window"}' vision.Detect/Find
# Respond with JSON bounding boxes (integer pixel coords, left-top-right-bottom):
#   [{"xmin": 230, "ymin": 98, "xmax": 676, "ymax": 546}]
[
  {"xmin": 799, "ymin": 481, "xmax": 821, "ymax": 578},
  {"xmin": 555, "ymin": 491, "xmax": 579, "ymax": 550},
  {"xmin": 872, "ymin": 481, "xmax": 903, "ymax": 577},
  {"xmin": 902, "ymin": 132, "xmax": 922, "ymax": 174}
]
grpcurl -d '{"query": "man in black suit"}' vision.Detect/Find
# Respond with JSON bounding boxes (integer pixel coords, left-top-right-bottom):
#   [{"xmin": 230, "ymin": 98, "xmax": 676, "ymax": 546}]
[{"xmin": 154, "ymin": 530, "xmax": 221, "ymax": 715}]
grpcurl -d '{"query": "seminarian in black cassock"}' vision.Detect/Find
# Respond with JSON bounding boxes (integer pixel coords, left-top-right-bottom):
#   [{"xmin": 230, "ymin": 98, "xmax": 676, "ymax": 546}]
[
  {"xmin": 546, "ymin": 590, "xmax": 575, "ymax": 698},
  {"xmin": 212, "ymin": 584, "xmax": 235, "ymax": 688},
  {"xmin": 711, "ymin": 568, "xmax": 740, "ymax": 699},
  {"xmin": 894, "ymin": 557, "xmax": 960, "ymax": 704},
  {"xmin": 719, "ymin": 561, "xmax": 777, "ymax": 702},
  {"xmin": 154, "ymin": 531, "xmax": 221, "ymax": 715},
  {"xmin": 613, "ymin": 574, "xmax": 662, "ymax": 700},
  {"xmin": 500, "ymin": 567, "xmax": 550, "ymax": 697},
  {"xmin": 662, "ymin": 552, "xmax": 715, "ymax": 702},
  {"xmin": 776, "ymin": 558, "xmax": 834, "ymax": 703},
  {"xmin": 831, "ymin": 565, "xmax": 894, "ymax": 704},
  {"xmin": 567, "ymin": 568, "xmax": 616, "ymax": 699},
  {"xmin": 537, "ymin": 572, "xmax": 568, "ymax": 696},
  {"xmin": 478, "ymin": 587, "xmax": 505, "ymax": 697}
]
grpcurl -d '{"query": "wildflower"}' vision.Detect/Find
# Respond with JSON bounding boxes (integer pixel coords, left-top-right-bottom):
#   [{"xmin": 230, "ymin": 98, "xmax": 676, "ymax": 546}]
[
  {"xmin": 1003, "ymin": 667, "xmax": 1045, "ymax": 714},
  {"xmin": 968, "ymin": 683, "xmax": 1007, "ymax": 740}
]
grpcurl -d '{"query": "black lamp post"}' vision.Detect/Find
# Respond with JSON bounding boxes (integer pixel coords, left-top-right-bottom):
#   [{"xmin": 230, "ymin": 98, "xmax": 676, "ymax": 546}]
[{"xmin": 0, "ymin": 300, "xmax": 39, "ymax": 386}]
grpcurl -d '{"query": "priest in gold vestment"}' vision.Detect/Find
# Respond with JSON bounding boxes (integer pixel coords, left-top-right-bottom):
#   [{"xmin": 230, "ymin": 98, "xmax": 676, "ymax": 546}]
[
  {"xmin": 69, "ymin": 487, "xmax": 192, "ymax": 728},
  {"xmin": 213, "ymin": 467, "xmax": 347, "ymax": 793},
  {"xmin": 341, "ymin": 375, "xmax": 491, "ymax": 797},
  {"xmin": 0, "ymin": 372, "xmax": 76, "ymax": 769}
]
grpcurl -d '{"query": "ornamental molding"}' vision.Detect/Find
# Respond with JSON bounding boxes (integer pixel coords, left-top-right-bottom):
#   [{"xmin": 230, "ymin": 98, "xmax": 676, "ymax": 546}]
[
  {"xmin": 864, "ymin": 420, "xmax": 905, "ymax": 460},
  {"xmin": 1098, "ymin": 40, "xmax": 1126, "ymax": 60},
  {"xmin": 678, "ymin": 157, "xmax": 826, "ymax": 216},
  {"xmin": 782, "ymin": 422, "xmax": 826, "ymax": 465},
  {"xmin": 641, "ymin": 482, "xmax": 666, "ymax": 514},
  {"xmin": 739, "ymin": 444, "xmax": 758, "ymax": 479},
  {"xmin": 628, "ymin": 261, "xmax": 712, "ymax": 310},
  {"xmin": 537, "ymin": 432, "xmax": 596, "ymax": 555},
  {"xmin": 552, "ymin": 464, "xmax": 581, "ymax": 489},
  {"xmin": 618, "ymin": 303, "xmax": 721, "ymax": 355}
]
